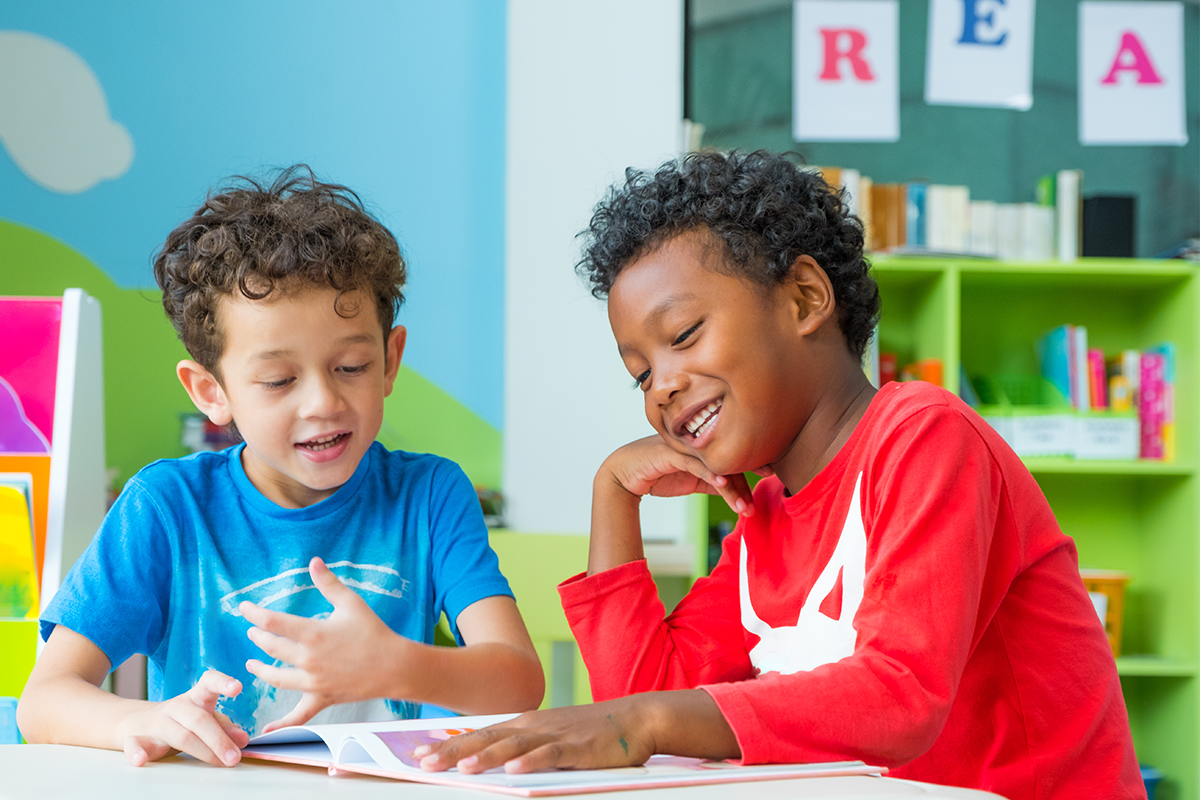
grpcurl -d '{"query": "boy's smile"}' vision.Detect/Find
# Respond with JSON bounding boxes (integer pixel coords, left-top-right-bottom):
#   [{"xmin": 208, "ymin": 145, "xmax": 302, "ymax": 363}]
[
  {"xmin": 179, "ymin": 287, "xmax": 404, "ymax": 509},
  {"xmin": 607, "ymin": 230, "xmax": 820, "ymax": 479}
]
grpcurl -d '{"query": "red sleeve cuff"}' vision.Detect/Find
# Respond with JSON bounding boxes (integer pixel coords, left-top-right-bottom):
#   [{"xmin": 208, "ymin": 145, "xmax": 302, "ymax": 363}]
[{"xmin": 557, "ymin": 558, "xmax": 654, "ymax": 609}]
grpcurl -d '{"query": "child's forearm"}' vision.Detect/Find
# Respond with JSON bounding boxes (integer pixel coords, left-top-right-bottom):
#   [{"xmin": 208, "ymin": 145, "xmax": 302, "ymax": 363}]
[
  {"xmin": 19, "ymin": 669, "xmax": 150, "ymax": 750},
  {"xmin": 588, "ymin": 471, "xmax": 647, "ymax": 575},
  {"xmin": 384, "ymin": 637, "xmax": 544, "ymax": 714}
]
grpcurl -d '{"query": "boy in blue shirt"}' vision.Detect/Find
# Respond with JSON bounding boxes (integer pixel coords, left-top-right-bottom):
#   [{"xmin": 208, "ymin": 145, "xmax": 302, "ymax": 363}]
[{"xmin": 18, "ymin": 166, "xmax": 544, "ymax": 767}]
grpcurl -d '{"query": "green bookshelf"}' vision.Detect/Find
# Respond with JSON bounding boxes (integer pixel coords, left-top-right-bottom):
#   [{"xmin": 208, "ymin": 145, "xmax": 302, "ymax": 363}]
[{"xmin": 702, "ymin": 255, "xmax": 1199, "ymax": 797}]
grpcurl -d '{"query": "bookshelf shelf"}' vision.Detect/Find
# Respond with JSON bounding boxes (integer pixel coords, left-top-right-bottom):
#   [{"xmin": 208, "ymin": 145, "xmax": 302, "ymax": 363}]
[
  {"xmin": 703, "ymin": 255, "xmax": 1200, "ymax": 798},
  {"xmin": 1117, "ymin": 656, "xmax": 1198, "ymax": 678},
  {"xmin": 1021, "ymin": 458, "xmax": 1195, "ymax": 477}
]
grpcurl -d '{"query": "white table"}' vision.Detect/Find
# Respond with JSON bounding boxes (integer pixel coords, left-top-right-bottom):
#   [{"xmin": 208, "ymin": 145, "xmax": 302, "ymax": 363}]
[{"xmin": 0, "ymin": 745, "xmax": 1005, "ymax": 800}]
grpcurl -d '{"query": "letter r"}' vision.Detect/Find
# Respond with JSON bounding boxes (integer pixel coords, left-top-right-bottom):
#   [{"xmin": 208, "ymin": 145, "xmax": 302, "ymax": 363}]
[{"xmin": 819, "ymin": 28, "xmax": 875, "ymax": 81}]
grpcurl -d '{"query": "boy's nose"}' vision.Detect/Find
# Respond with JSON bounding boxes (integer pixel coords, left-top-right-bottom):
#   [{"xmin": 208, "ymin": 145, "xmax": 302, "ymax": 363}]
[
  {"xmin": 299, "ymin": 376, "xmax": 346, "ymax": 418},
  {"xmin": 649, "ymin": 368, "xmax": 688, "ymax": 407}
]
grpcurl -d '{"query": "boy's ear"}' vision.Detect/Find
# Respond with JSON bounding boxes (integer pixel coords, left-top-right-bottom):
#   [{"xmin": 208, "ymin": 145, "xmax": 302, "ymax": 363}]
[
  {"xmin": 383, "ymin": 325, "xmax": 407, "ymax": 397},
  {"xmin": 176, "ymin": 360, "xmax": 233, "ymax": 426},
  {"xmin": 786, "ymin": 255, "xmax": 836, "ymax": 335}
]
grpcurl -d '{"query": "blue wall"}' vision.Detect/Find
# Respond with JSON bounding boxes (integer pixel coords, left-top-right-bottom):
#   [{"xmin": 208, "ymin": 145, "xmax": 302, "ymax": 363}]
[{"xmin": 0, "ymin": 1, "xmax": 506, "ymax": 430}]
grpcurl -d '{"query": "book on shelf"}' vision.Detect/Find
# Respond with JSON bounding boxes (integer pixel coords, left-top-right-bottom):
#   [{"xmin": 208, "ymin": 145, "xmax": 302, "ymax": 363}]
[
  {"xmin": 968, "ymin": 200, "xmax": 997, "ymax": 257},
  {"xmin": 1146, "ymin": 343, "xmax": 1176, "ymax": 461},
  {"xmin": 1087, "ymin": 348, "xmax": 1108, "ymax": 410},
  {"xmin": 239, "ymin": 713, "xmax": 885, "ymax": 796},
  {"xmin": 1036, "ymin": 324, "xmax": 1073, "ymax": 404},
  {"xmin": 1055, "ymin": 169, "xmax": 1083, "ymax": 263},
  {"xmin": 1139, "ymin": 352, "xmax": 1166, "ymax": 460},
  {"xmin": 905, "ymin": 182, "xmax": 927, "ymax": 248},
  {"xmin": 1071, "ymin": 325, "xmax": 1090, "ymax": 412},
  {"xmin": 814, "ymin": 164, "xmax": 1089, "ymax": 260}
]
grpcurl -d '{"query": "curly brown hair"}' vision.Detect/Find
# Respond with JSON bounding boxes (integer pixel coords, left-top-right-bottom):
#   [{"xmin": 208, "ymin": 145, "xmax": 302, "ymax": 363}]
[
  {"xmin": 577, "ymin": 150, "xmax": 879, "ymax": 360},
  {"xmin": 153, "ymin": 165, "xmax": 405, "ymax": 377}
]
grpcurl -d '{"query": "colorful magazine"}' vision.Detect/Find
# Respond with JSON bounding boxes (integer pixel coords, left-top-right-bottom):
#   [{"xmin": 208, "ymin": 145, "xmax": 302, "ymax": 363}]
[{"xmin": 241, "ymin": 713, "xmax": 886, "ymax": 796}]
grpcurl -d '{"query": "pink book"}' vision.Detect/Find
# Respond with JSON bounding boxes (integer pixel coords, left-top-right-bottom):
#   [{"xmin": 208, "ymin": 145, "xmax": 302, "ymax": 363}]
[
  {"xmin": 1140, "ymin": 352, "xmax": 1165, "ymax": 459},
  {"xmin": 1087, "ymin": 348, "xmax": 1107, "ymax": 410},
  {"xmin": 240, "ymin": 713, "xmax": 886, "ymax": 796}
]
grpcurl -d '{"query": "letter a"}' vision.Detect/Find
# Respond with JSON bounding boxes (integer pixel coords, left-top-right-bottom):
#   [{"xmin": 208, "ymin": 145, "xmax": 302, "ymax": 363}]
[
  {"xmin": 1101, "ymin": 32, "xmax": 1164, "ymax": 85},
  {"xmin": 819, "ymin": 28, "xmax": 875, "ymax": 81}
]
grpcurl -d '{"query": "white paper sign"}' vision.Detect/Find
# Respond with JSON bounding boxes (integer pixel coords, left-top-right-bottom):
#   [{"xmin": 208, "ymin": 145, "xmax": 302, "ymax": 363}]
[
  {"xmin": 1079, "ymin": 1, "xmax": 1187, "ymax": 145},
  {"xmin": 793, "ymin": 0, "xmax": 899, "ymax": 142},
  {"xmin": 925, "ymin": 0, "xmax": 1035, "ymax": 109}
]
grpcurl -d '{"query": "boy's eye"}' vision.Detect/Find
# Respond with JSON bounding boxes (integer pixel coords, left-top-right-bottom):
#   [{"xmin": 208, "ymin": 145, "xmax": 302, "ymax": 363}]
[
  {"xmin": 261, "ymin": 377, "xmax": 294, "ymax": 389},
  {"xmin": 672, "ymin": 321, "xmax": 702, "ymax": 346},
  {"xmin": 339, "ymin": 363, "xmax": 370, "ymax": 375},
  {"xmin": 632, "ymin": 369, "xmax": 651, "ymax": 390}
]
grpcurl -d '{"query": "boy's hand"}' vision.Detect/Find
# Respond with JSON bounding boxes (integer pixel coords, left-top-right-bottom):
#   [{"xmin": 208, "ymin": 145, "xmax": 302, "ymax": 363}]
[
  {"xmin": 118, "ymin": 670, "xmax": 248, "ymax": 767},
  {"xmin": 415, "ymin": 699, "xmax": 655, "ymax": 775},
  {"xmin": 241, "ymin": 556, "xmax": 402, "ymax": 732},
  {"xmin": 602, "ymin": 436, "xmax": 755, "ymax": 516},
  {"xmin": 414, "ymin": 690, "xmax": 738, "ymax": 775}
]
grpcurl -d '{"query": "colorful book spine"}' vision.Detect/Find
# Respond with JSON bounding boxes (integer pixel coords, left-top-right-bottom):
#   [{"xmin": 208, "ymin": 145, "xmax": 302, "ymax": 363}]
[
  {"xmin": 906, "ymin": 182, "xmax": 927, "ymax": 248},
  {"xmin": 1139, "ymin": 352, "xmax": 1166, "ymax": 459},
  {"xmin": 1037, "ymin": 324, "xmax": 1073, "ymax": 403},
  {"xmin": 1073, "ymin": 326, "xmax": 1089, "ymax": 411},
  {"xmin": 1148, "ymin": 343, "xmax": 1176, "ymax": 462},
  {"xmin": 1087, "ymin": 348, "xmax": 1107, "ymax": 409}
]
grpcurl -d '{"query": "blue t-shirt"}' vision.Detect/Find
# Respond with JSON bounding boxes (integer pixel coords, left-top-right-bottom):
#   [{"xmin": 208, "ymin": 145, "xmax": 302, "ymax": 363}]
[{"xmin": 41, "ymin": 442, "xmax": 511, "ymax": 736}]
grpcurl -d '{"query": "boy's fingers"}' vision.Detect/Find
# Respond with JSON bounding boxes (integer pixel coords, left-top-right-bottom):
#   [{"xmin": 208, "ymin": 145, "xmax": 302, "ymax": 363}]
[
  {"xmin": 187, "ymin": 670, "xmax": 241, "ymax": 708},
  {"xmin": 239, "ymin": 602, "xmax": 311, "ymax": 641},
  {"xmin": 245, "ymin": 658, "xmax": 307, "ymax": 692},
  {"xmin": 261, "ymin": 694, "xmax": 326, "ymax": 733},
  {"xmin": 308, "ymin": 557, "xmax": 363, "ymax": 610},
  {"xmin": 168, "ymin": 708, "xmax": 243, "ymax": 767},
  {"xmin": 123, "ymin": 734, "xmax": 164, "ymax": 767},
  {"xmin": 246, "ymin": 626, "xmax": 302, "ymax": 665}
]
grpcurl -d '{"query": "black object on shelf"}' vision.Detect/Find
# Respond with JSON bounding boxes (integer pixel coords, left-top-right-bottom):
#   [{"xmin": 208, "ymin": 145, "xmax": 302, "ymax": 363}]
[{"xmin": 1082, "ymin": 195, "xmax": 1137, "ymax": 258}]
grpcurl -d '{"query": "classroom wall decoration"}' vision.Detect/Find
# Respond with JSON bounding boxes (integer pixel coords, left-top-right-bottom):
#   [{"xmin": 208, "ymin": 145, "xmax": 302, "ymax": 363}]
[
  {"xmin": 1079, "ymin": 1, "xmax": 1187, "ymax": 146},
  {"xmin": 0, "ymin": 2, "xmax": 508, "ymax": 494},
  {"xmin": 925, "ymin": 0, "xmax": 1035, "ymax": 109},
  {"xmin": 793, "ymin": 0, "xmax": 900, "ymax": 142}
]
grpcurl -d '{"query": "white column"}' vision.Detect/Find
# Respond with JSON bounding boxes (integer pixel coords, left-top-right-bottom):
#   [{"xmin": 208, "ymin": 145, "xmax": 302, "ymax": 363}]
[{"xmin": 504, "ymin": 0, "xmax": 691, "ymax": 547}]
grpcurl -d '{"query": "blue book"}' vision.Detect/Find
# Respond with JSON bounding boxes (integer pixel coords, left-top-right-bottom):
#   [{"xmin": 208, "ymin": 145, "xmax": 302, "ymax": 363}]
[
  {"xmin": 1036, "ymin": 324, "xmax": 1073, "ymax": 403},
  {"xmin": 906, "ymin": 183, "xmax": 927, "ymax": 248}
]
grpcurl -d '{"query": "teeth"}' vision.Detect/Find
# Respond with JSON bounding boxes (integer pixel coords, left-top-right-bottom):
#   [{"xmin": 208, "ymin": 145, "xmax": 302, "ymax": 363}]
[
  {"xmin": 685, "ymin": 401, "xmax": 722, "ymax": 435},
  {"xmin": 304, "ymin": 433, "xmax": 345, "ymax": 450}
]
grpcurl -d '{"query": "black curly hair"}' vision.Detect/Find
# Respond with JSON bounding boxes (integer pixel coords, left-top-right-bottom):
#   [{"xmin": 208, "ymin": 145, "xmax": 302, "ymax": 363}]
[
  {"xmin": 153, "ymin": 164, "xmax": 405, "ymax": 377},
  {"xmin": 576, "ymin": 150, "xmax": 880, "ymax": 360}
]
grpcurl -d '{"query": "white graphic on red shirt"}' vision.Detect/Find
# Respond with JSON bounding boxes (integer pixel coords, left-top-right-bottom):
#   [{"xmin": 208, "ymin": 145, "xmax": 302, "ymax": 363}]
[{"xmin": 740, "ymin": 473, "xmax": 866, "ymax": 675}]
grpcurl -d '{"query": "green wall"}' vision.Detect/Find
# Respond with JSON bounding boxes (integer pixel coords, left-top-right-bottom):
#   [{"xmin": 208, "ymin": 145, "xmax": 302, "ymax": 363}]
[
  {"xmin": 0, "ymin": 220, "xmax": 500, "ymax": 493},
  {"xmin": 689, "ymin": 0, "xmax": 1199, "ymax": 257}
]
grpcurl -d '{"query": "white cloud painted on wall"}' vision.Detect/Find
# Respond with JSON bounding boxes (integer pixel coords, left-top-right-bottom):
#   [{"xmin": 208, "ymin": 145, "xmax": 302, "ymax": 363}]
[{"xmin": 0, "ymin": 31, "xmax": 133, "ymax": 194}]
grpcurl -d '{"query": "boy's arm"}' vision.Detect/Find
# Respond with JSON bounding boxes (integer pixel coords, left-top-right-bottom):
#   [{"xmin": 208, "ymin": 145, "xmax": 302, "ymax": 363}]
[
  {"xmin": 17, "ymin": 626, "xmax": 248, "ymax": 766},
  {"xmin": 588, "ymin": 436, "xmax": 754, "ymax": 575},
  {"xmin": 243, "ymin": 557, "xmax": 544, "ymax": 732},
  {"xmin": 415, "ymin": 689, "xmax": 740, "ymax": 774}
]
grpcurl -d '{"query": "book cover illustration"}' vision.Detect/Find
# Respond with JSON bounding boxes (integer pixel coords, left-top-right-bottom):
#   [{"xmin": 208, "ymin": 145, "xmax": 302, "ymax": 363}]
[{"xmin": 242, "ymin": 714, "xmax": 885, "ymax": 796}]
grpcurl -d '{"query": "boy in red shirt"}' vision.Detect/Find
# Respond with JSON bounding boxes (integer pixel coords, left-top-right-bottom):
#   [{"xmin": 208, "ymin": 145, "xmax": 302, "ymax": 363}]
[{"xmin": 418, "ymin": 151, "xmax": 1144, "ymax": 798}]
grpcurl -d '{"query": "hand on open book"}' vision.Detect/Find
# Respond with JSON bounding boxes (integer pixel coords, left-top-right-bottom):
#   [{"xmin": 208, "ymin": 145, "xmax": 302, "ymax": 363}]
[
  {"xmin": 118, "ymin": 669, "xmax": 249, "ymax": 767},
  {"xmin": 241, "ymin": 556, "xmax": 403, "ymax": 732},
  {"xmin": 413, "ymin": 690, "xmax": 739, "ymax": 775}
]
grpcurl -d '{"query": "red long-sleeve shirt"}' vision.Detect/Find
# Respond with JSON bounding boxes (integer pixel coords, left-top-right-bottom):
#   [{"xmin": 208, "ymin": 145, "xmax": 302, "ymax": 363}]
[{"xmin": 560, "ymin": 381, "xmax": 1143, "ymax": 799}]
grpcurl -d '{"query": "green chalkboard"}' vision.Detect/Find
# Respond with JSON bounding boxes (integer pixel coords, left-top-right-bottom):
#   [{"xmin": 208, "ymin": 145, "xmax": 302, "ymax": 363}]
[{"xmin": 687, "ymin": 0, "xmax": 1199, "ymax": 257}]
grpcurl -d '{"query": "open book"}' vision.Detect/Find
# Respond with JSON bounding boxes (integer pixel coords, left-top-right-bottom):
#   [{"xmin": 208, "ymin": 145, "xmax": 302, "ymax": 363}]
[{"xmin": 241, "ymin": 714, "xmax": 885, "ymax": 796}]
